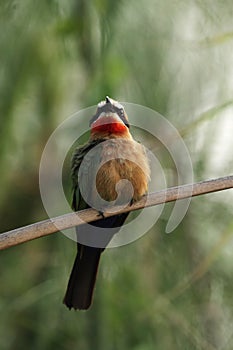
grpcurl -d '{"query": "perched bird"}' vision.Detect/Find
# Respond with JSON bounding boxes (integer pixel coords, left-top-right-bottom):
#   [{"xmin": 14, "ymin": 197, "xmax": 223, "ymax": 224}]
[{"xmin": 63, "ymin": 96, "xmax": 150, "ymax": 310}]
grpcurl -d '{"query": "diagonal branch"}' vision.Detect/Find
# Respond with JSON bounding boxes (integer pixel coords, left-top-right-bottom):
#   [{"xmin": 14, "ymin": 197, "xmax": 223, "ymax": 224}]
[{"xmin": 0, "ymin": 175, "xmax": 233, "ymax": 250}]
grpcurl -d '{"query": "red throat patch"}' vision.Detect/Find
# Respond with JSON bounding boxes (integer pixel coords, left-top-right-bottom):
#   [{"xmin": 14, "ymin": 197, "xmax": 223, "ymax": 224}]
[{"xmin": 91, "ymin": 116, "xmax": 127, "ymax": 134}]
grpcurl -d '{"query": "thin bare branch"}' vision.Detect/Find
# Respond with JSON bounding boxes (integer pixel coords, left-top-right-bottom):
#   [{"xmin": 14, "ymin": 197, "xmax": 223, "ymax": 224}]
[{"xmin": 0, "ymin": 175, "xmax": 232, "ymax": 250}]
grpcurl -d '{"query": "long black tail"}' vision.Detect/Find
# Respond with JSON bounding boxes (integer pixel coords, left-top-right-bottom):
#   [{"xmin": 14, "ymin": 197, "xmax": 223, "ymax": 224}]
[
  {"xmin": 63, "ymin": 214, "xmax": 128, "ymax": 310},
  {"xmin": 63, "ymin": 245, "xmax": 102, "ymax": 310}
]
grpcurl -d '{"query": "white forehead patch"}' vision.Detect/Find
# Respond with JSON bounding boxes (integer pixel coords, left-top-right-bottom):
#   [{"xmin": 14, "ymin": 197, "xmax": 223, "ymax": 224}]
[
  {"xmin": 97, "ymin": 96, "xmax": 124, "ymax": 110},
  {"xmin": 97, "ymin": 100, "xmax": 106, "ymax": 108}
]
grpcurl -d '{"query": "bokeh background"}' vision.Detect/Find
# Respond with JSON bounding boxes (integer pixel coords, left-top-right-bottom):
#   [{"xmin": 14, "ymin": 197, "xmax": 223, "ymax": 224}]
[{"xmin": 1, "ymin": 1, "xmax": 233, "ymax": 349}]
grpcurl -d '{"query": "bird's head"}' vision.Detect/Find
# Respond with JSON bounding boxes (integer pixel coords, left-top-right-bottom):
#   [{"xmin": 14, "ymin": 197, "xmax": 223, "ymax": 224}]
[{"xmin": 90, "ymin": 96, "xmax": 130, "ymax": 137}]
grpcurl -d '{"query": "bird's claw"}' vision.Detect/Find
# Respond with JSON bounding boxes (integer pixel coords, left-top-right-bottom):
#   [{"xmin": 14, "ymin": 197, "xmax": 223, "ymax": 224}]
[
  {"xmin": 98, "ymin": 210, "xmax": 105, "ymax": 219},
  {"xmin": 130, "ymin": 198, "xmax": 135, "ymax": 206}
]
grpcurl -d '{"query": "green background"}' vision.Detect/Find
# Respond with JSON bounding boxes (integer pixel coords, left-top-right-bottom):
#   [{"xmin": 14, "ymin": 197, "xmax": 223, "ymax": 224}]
[{"xmin": 0, "ymin": 1, "xmax": 233, "ymax": 349}]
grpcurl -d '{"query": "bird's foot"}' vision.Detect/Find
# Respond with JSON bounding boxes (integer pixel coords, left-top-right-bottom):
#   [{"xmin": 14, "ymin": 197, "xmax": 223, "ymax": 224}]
[
  {"xmin": 130, "ymin": 198, "xmax": 136, "ymax": 206},
  {"xmin": 98, "ymin": 210, "xmax": 105, "ymax": 219}
]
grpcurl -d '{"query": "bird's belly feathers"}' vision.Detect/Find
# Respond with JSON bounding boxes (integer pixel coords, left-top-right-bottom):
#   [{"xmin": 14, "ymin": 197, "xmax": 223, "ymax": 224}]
[{"xmin": 95, "ymin": 139, "xmax": 150, "ymax": 203}]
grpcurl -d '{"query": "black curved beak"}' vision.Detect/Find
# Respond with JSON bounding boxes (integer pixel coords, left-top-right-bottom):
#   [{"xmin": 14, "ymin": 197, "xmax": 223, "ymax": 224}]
[{"xmin": 105, "ymin": 96, "xmax": 111, "ymax": 104}]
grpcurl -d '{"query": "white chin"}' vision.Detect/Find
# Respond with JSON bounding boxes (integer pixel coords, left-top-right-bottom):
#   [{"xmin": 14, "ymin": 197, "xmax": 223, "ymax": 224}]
[{"xmin": 98, "ymin": 112, "xmax": 122, "ymax": 122}]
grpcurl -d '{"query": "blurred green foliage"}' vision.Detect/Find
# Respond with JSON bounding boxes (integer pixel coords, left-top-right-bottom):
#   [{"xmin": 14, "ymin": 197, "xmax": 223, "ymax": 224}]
[{"xmin": 0, "ymin": 0, "xmax": 233, "ymax": 349}]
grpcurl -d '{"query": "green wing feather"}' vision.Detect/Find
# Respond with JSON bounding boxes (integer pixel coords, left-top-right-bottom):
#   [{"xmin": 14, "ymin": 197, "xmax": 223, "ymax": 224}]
[{"xmin": 71, "ymin": 138, "xmax": 106, "ymax": 211}]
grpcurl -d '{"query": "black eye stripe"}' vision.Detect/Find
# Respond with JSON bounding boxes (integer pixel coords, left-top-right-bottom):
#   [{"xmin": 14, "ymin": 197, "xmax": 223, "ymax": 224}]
[{"xmin": 120, "ymin": 116, "xmax": 130, "ymax": 128}]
